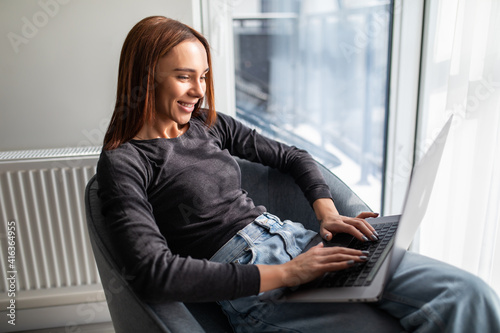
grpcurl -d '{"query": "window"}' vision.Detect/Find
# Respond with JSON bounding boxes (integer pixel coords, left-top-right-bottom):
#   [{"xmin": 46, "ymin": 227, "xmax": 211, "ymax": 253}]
[{"xmin": 232, "ymin": 0, "xmax": 393, "ymax": 211}]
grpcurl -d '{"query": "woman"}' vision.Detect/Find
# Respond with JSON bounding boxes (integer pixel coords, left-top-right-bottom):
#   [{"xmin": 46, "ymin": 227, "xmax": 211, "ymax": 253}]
[{"xmin": 97, "ymin": 16, "xmax": 500, "ymax": 332}]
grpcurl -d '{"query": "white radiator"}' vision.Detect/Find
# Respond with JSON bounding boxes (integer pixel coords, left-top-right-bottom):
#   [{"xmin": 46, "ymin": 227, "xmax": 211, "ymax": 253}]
[{"xmin": 0, "ymin": 147, "xmax": 104, "ymax": 311}]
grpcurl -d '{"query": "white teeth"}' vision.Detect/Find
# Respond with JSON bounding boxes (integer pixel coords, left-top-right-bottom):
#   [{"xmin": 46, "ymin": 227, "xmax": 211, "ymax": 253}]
[{"xmin": 179, "ymin": 102, "xmax": 194, "ymax": 107}]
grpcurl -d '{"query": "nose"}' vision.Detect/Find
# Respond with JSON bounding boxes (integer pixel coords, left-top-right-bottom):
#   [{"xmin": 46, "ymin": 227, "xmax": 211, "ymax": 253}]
[{"xmin": 189, "ymin": 79, "xmax": 205, "ymax": 98}]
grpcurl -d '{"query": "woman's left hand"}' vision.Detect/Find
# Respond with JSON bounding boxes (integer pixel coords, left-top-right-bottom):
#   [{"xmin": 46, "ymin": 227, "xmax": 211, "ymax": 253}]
[
  {"xmin": 312, "ymin": 198, "xmax": 379, "ymax": 242},
  {"xmin": 319, "ymin": 211, "xmax": 380, "ymax": 242}
]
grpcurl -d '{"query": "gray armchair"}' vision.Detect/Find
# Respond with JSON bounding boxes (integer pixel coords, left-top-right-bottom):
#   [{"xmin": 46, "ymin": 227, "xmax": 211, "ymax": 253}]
[{"xmin": 85, "ymin": 158, "xmax": 403, "ymax": 332}]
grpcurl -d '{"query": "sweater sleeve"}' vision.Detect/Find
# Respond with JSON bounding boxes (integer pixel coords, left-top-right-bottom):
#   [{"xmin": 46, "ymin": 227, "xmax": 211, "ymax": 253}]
[
  {"xmin": 211, "ymin": 112, "xmax": 333, "ymax": 205},
  {"xmin": 96, "ymin": 146, "xmax": 260, "ymax": 303}
]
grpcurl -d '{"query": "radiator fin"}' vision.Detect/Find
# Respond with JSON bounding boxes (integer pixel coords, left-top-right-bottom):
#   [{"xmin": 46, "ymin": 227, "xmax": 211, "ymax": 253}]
[{"xmin": 0, "ymin": 146, "xmax": 101, "ymax": 161}]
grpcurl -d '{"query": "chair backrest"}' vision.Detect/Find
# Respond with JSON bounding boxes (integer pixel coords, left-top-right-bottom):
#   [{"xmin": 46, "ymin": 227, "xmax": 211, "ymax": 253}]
[
  {"xmin": 85, "ymin": 158, "xmax": 371, "ymax": 332},
  {"xmin": 238, "ymin": 158, "xmax": 371, "ymax": 231},
  {"xmin": 85, "ymin": 176, "xmax": 205, "ymax": 333}
]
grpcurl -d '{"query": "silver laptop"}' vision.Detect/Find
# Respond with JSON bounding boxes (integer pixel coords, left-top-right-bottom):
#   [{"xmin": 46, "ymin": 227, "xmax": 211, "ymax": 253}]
[{"xmin": 264, "ymin": 116, "xmax": 453, "ymax": 303}]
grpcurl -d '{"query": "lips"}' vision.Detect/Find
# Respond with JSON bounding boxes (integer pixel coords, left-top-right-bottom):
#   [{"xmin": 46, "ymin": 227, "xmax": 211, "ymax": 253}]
[{"xmin": 177, "ymin": 101, "xmax": 196, "ymax": 112}]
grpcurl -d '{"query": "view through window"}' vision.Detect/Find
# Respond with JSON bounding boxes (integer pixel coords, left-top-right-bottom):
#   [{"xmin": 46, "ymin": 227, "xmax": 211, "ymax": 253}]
[{"xmin": 232, "ymin": 0, "xmax": 393, "ymax": 211}]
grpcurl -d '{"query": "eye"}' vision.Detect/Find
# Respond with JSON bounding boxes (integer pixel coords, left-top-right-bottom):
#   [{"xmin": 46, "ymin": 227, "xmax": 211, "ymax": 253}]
[{"xmin": 177, "ymin": 75, "xmax": 189, "ymax": 80}]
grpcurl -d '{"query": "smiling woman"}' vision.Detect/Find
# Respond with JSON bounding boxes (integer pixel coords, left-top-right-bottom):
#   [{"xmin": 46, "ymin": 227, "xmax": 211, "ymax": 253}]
[
  {"xmin": 102, "ymin": 16, "xmax": 216, "ymax": 150},
  {"xmin": 95, "ymin": 15, "xmax": 500, "ymax": 333},
  {"xmin": 135, "ymin": 40, "xmax": 209, "ymax": 140}
]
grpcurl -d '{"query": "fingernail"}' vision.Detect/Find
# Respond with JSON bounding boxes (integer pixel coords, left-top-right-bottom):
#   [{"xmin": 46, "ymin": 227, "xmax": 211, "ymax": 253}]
[
  {"xmin": 347, "ymin": 260, "xmax": 355, "ymax": 266},
  {"xmin": 360, "ymin": 256, "xmax": 368, "ymax": 261},
  {"xmin": 373, "ymin": 231, "xmax": 380, "ymax": 237},
  {"xmin": 362, "ymin": 236, "xmax": 369, "ymax": 242},
  {"xmin": 370, "ymin": 235, "xmax": 379, "ymax": 241},
  {"xmin": 361, "ymin": 250, "xmax": 370, "ymax": 255},
  {"xmin": 324, "ymin": 233, "xmax": 330, "ymax": 239}
]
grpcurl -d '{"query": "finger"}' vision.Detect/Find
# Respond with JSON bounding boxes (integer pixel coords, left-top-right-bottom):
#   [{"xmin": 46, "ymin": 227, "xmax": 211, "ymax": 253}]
[
  {"xmin": 321, "ymin": 246, "xmax": 367, "ymax": 257},
  {"xmin": 313, "ymin": 242, "xmax": 325, "ymax": 249},
  {"xmin": 322, "ymin": 261, "xmax": 355, "ymax": 272},
  {"xmin": 356, "ymin": 212, "xmax": 379, "ymax": 219},
  {"xmin": 359, "ymin": 219, "xmax": 379, "ymax": 240},
  {"xmin": 332, "ymin": 222, "xmax": 371, "ymax": 242},
  {"xmin": 322, "ymin": 253, "xmax": 366, "ymax": 263},
  {"xmin": 304, "ymin": 244, "xmax": 364, "ymax": 260},
  {"xmin": 355, "ymin": 212, "xmax": 380, "ymax": 236},
  {"xmin": 319, "ymin": 227, "xmax": 334, "ymax": 241},
  {"xmin": 343, "ymin": 218, "xmax": 379, "ymax": 242},
  {"xmin": 321, "ymin": 254, "xmax": 369, "ymax": 271},
  {"xmin": 303, "ymin": 241, "xmax": 326, "ymax": 254}
]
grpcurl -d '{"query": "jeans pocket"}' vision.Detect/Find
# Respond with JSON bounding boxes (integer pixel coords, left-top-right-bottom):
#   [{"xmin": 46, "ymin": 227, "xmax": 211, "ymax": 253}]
[{"xmin": 235, "ymin": 247, "xmax": 255, "ymax": 265}]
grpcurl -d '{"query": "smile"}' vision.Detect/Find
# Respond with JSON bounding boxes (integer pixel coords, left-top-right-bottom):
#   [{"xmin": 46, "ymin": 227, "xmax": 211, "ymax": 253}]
[{"xmin": 178, "ymin": 102, "xmax": 195, "ymax": 108}]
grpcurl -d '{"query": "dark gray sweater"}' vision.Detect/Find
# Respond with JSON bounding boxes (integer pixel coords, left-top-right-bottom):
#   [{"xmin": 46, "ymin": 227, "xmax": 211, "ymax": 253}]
[{"xmin": 96, "ymin": 111, "xmax": 332, "ymax": 303}]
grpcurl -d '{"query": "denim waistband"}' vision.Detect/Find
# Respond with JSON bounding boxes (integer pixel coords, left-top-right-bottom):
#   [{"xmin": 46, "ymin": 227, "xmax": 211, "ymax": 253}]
[{"xmin": 210, "ymin": 213, "xmax": 284, "ymax": 263}]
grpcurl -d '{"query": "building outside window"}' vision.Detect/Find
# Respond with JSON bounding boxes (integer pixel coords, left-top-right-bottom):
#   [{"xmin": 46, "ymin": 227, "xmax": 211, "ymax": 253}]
[{"xmin": 232, "ymin": 0, "xmax": 393, "ymax": 212}]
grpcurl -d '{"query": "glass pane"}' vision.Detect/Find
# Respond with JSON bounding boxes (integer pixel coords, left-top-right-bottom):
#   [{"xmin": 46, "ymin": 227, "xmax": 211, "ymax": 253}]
[{"xmin": 233, "ymin": 0, "xmax": 392, "ymax": 212}]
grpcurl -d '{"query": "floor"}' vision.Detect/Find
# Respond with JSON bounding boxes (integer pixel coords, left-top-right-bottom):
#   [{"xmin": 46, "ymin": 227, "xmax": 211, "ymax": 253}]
[{"xmin": 18, "ymin": 322, "xmax": 115, "ymax": 333}]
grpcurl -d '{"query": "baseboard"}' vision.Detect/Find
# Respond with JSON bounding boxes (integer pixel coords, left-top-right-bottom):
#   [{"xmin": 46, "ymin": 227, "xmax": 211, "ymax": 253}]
[{"xmin": 0, "ymin": 301, "xmax": 111, "ymax": 332}]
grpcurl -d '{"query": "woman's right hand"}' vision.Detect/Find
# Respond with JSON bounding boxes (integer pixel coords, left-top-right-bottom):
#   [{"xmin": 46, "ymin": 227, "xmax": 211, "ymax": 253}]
[{"xmin": 257, "ymin": 244, "xmax": 367, "ymax": 292}]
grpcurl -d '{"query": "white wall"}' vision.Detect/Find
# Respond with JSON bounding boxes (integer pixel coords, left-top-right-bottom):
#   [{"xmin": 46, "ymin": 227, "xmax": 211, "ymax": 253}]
[{"xmin": 0, "ymin": 0, "xmax": 201, "ymax": 151}]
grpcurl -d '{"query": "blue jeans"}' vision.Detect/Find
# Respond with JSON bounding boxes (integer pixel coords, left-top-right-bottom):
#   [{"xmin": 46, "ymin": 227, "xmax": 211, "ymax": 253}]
[{"xmin": 211, "ymin": 213, "xmax": 500, "ymax": 333}]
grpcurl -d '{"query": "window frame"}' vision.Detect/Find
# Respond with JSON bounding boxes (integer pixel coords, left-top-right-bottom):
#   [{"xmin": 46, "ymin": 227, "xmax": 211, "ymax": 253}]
[
  {"xmin": 383, "ymin": 0, "xmax": 425, "ymax": 215},
  {"xmin": 199, "ymin": 0, "xmax": 426, "ymax": 215},
  {"xmin": 199, "ymin": 0, "xmax": 237, "ymax": 116}
]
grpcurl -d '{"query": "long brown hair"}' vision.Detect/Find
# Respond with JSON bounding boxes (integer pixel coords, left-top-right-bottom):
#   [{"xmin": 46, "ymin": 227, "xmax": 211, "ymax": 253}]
[{"xmin": 103, "ymin": 16, "xmax": 216, "ymax": 150}]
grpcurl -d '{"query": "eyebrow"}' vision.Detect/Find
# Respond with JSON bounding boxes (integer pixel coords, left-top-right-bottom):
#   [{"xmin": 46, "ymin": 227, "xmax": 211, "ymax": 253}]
[{"xmin": 173, "ymin": 67, "xmax": 210, "ymax": 73}]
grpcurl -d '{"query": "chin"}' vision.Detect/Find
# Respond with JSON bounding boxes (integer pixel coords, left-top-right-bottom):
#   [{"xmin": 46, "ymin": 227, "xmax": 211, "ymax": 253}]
[{"xmin": 178, "ymin": 114, "xmax": 192, "ymax": 125}]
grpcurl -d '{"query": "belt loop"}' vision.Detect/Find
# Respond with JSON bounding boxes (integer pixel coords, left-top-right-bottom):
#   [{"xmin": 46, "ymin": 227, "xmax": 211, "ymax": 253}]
[{"xmin": 264, "ymin": 212, "xmax": 284, "ymax": 226}]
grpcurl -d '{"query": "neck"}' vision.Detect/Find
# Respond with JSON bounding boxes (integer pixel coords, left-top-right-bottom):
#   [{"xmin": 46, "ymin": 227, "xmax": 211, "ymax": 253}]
[{"xmin": 134, "ymin": 123, "xmax": 188, "ymax": 140}]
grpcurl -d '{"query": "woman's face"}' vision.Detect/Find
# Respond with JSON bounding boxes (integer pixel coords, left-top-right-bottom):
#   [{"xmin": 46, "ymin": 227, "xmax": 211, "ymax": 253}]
[{"xmin": 154, "ymin": 39, "xmax": 209, "ymax": 127}]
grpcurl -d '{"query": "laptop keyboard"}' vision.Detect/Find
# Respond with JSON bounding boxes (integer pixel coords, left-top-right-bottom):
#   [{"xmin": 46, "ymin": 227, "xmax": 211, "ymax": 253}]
[{"xmin": 319, "ymin": 221, "xmax": 398, "ymax": 288}]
